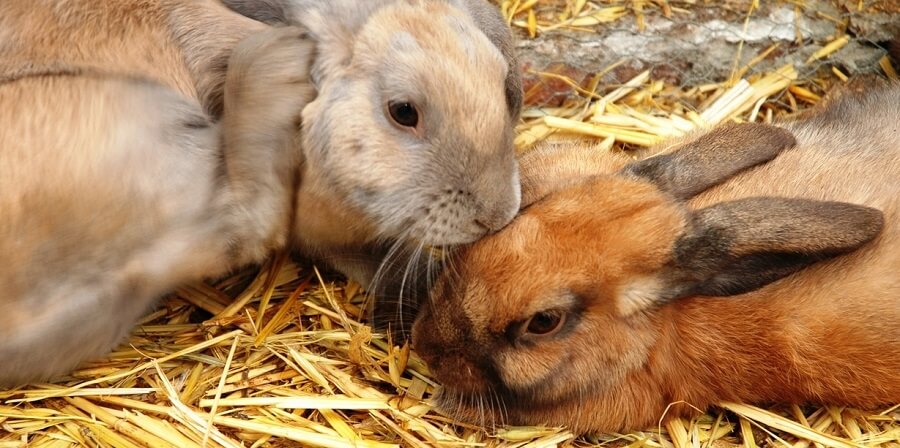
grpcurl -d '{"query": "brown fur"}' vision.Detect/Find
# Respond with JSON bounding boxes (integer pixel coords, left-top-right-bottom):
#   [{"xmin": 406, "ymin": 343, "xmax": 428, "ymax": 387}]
[{"xmin": 412, "ymin": 82, "xmax": 900, "ymax": 433}]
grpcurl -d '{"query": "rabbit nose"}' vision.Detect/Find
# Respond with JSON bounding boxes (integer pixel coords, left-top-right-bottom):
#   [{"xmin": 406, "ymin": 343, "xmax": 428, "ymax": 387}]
[
  {"xmin": 474, "ymin": 201, "xmax": 518, "ymax": 233},
  {"xmin": 470, "ymin": 157, "xmax": 521, "ymax": 234},
  {"xmin": 427, "ymin": 352, "xmax": 487, "ymax": 393}
]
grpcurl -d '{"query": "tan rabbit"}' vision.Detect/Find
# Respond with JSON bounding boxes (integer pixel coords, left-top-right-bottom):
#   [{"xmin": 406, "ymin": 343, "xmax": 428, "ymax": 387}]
[
  {"xmin": 222, "ymin": 0, "xmax": 524, "ymax": 289},
  {"xmin": 0, "ymin": 0, "xmax": 520, "ymax": 385},
  {"xmin": 0, "ymin": 0, "xmax": 318, "ymax": 386},
  {"xmin": 412, "ymin": 81, "xmax": 900, "ymax": 434}
]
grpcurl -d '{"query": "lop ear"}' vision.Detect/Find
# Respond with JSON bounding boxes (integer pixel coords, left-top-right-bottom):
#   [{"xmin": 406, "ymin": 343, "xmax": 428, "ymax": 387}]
[
  {"xmin": 448, "ymin": 0, "xmax": 523, "ymax": 118},
  {"xmin": 621, "ymin": 123, "xmax": 796, "ymax": 200},
  {"xmin": 518, "ymin": 142, "xmax": 639, "ymax": 208},
  {"xmin": 653, "ymin": 197, "xmax": 884, "ymax": 301}
]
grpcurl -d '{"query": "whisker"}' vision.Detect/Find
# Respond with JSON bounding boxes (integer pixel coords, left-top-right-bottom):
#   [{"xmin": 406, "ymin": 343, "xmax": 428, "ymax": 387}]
[
  {"xmin": 370, "ymin": 237, "xmax": 408, "ymax": 293},
  {"xmin": 486, "ymin": 388, "xmax": 497, "ymax": 431},
  {"xmin": 477, "ymin": 393, "xmax": 486, "ymax": 429},
  {"xmin": 455, "ymin": 391, "xmax": 466, "ymax": 427},
  {"xmin": 393, "ymin": 240, "xmax": 424, "ymax": 337},
  {"xmin": 367, "ymin": 236, "xmax": 411, "ymax": 327},
  {"xmin": 490, "ymin": 387, "xmax": 506, "ymax": 430}
]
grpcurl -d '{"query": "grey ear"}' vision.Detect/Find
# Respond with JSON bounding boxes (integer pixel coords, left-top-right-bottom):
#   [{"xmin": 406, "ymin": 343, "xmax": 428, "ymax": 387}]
[
  {"xmin": 220, "ymin": 0, "xmax": 290, "ymax": 25},
  {"xmin": 621, "ymin": 123, "xmax": 796, "ymax": 200},
  {"xmin": 448, "ymin": 0, "xmax": 523, "ymax": 118},
  {"xmin": 660, "ymin": 197, "xmax": 884, "ymax": 299}
]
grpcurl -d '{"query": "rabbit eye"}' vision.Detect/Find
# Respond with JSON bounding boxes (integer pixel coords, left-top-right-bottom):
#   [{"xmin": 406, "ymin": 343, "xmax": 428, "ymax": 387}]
[
  {"xmin": 524, "ymin": 310, "xmax": 566, "ymax": 336},
  {"xmin": 388, "ymin": 101, "xmax": 419, "ymax": 128}
]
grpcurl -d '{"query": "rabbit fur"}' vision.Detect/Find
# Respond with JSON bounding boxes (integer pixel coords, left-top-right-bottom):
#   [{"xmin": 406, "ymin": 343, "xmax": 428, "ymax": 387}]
[
  {"xmin": 220, "ymin": 0, "xmax": 525, "ymax": 302},
  {"xmin": 412, "ymin": 81, "xmax": 900, "ymax": 433},
  {"xmin": 0, "ymin": 0, "xmax": 520, "ymax": 385}
]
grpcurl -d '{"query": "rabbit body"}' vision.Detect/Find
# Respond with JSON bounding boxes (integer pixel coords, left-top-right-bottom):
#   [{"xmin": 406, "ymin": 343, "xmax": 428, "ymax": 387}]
[
  {"xmin": 0, "ymin": 0, "xmax": 319, "ymax": 385},
  {"xmin": 412, "ymin": 82, "xmax": 900, "ymax": 433}
]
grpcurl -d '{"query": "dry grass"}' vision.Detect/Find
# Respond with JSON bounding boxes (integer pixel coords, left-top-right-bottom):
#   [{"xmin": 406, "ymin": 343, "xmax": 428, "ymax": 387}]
[{"xmin": 2, "ymin": 1, "xmax": 899, "ymax": 447}]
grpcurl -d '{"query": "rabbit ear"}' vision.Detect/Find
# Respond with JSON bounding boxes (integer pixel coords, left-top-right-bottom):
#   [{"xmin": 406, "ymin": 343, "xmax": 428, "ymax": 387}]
[
  {"xmin": 219, "ymin": 0, "xmax": 289, "ymax": 25},
  {"xmin": 651, "ymin": 198, "xmax": 883, "ymax": 302},
  {"xmin": 448, "ymin": 0, "xmax": 523, "ymax": 117},
  {"xmin": 518, "ymin": 142, "xmax": 638, "ymax": 209},
  {"xmin": 620, "ymin": 123, "xmax": 796, "ymax": 200}
]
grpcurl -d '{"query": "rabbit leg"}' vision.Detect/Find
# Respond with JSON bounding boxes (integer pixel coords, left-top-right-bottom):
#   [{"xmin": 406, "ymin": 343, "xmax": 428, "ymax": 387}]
[{"xmin": 218, "ymin": 26, "xmax": 317, "ymax": 265}]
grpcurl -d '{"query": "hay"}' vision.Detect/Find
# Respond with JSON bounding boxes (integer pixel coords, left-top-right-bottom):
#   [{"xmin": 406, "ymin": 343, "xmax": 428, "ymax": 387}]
[{"xmin": 2, "ymin": 1, "xmax": 899, "ymax": 447}]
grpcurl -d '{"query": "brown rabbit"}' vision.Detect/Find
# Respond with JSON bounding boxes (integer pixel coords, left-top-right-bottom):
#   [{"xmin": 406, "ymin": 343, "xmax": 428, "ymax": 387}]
[{"xmin": 412, "ymin": 81, "xmax": 900, "ymax": 434}]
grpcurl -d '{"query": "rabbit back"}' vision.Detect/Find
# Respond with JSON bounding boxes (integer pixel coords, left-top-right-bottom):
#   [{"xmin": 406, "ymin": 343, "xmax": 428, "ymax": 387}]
[{"xmin": 0, "ymin": 76, "xmax": 231, "ymax": 385}]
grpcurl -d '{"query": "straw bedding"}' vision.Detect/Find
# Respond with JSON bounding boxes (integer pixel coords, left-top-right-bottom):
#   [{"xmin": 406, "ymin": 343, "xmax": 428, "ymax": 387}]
[{"xmin": 2, "ymin": 1, "xmax": 898, "ymax": 447}]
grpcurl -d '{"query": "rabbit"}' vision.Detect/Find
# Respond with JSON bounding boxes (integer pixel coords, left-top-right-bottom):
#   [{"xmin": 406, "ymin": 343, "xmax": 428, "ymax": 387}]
[
  {"xmin": 219, "ymin": 0, "xmax": 524, "ymax": 292},
  {"xmin": 411, "ymin": 80, "xmax": 900, "ymax": 434},
  {"xmin": 0, "ymin": 0, "xmax": 520, "ymax": 385},
  {"xmin": 0, "ymin": 0, "xmax": 319, "ymax": 386}
]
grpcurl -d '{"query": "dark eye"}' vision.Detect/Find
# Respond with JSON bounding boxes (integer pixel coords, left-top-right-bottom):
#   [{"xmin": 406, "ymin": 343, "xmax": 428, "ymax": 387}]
[
  {"xmin": 388, "ymin": 101, "xmax": 419, "ymax": 128},
  {"xmin": 524, "ymin": 310, "xmax": 566, "ymax": 336}
]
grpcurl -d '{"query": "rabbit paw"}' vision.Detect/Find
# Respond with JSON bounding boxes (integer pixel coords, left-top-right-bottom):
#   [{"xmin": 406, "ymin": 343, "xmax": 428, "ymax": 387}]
[
  {"xmin": 219, "ymin": 27, "xmax": 318, "ymax": 264},
  {"xmin": 225, "ymin": 26, "xmax": 317, "ymax": 128}
]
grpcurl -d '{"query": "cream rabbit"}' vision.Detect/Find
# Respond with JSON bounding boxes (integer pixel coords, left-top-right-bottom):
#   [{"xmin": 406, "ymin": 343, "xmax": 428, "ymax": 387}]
[
  {"xmin": 0, "ymin": 0, "xmax": 321, "ymax": 385},
  {"xmin": 0, "ymin": 0, "xmax": 520, "ymax": 385},
  {"xmin": 412, "ymin": 81, "xmax": 899, "ymax": 433},
  {"xmin": 222, "ymin": 0, "xmax": 524, "ymax": 290}
]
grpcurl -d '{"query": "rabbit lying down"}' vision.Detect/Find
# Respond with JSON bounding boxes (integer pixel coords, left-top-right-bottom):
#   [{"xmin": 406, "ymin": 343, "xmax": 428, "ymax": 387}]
[
  {"xmin": 221, "ymin": 0, "xmax": 526, "ymax": 288},
  {"xmin": 0, "ymin": 0, "xmax": 520, "ymax": 386},
  {"xmin": 412, "ymin": 81, "xmax": 900, "ymax": 433}
]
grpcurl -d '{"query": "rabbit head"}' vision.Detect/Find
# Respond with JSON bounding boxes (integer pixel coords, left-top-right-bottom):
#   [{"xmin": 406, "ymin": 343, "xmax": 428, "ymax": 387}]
[
  {"xmin": 412, "ymin": 123, "xmax": 884, "ymax": 432},
  {"xmin": 283, "ymin": 0, "xmax": 522, "ymax": 251}
]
